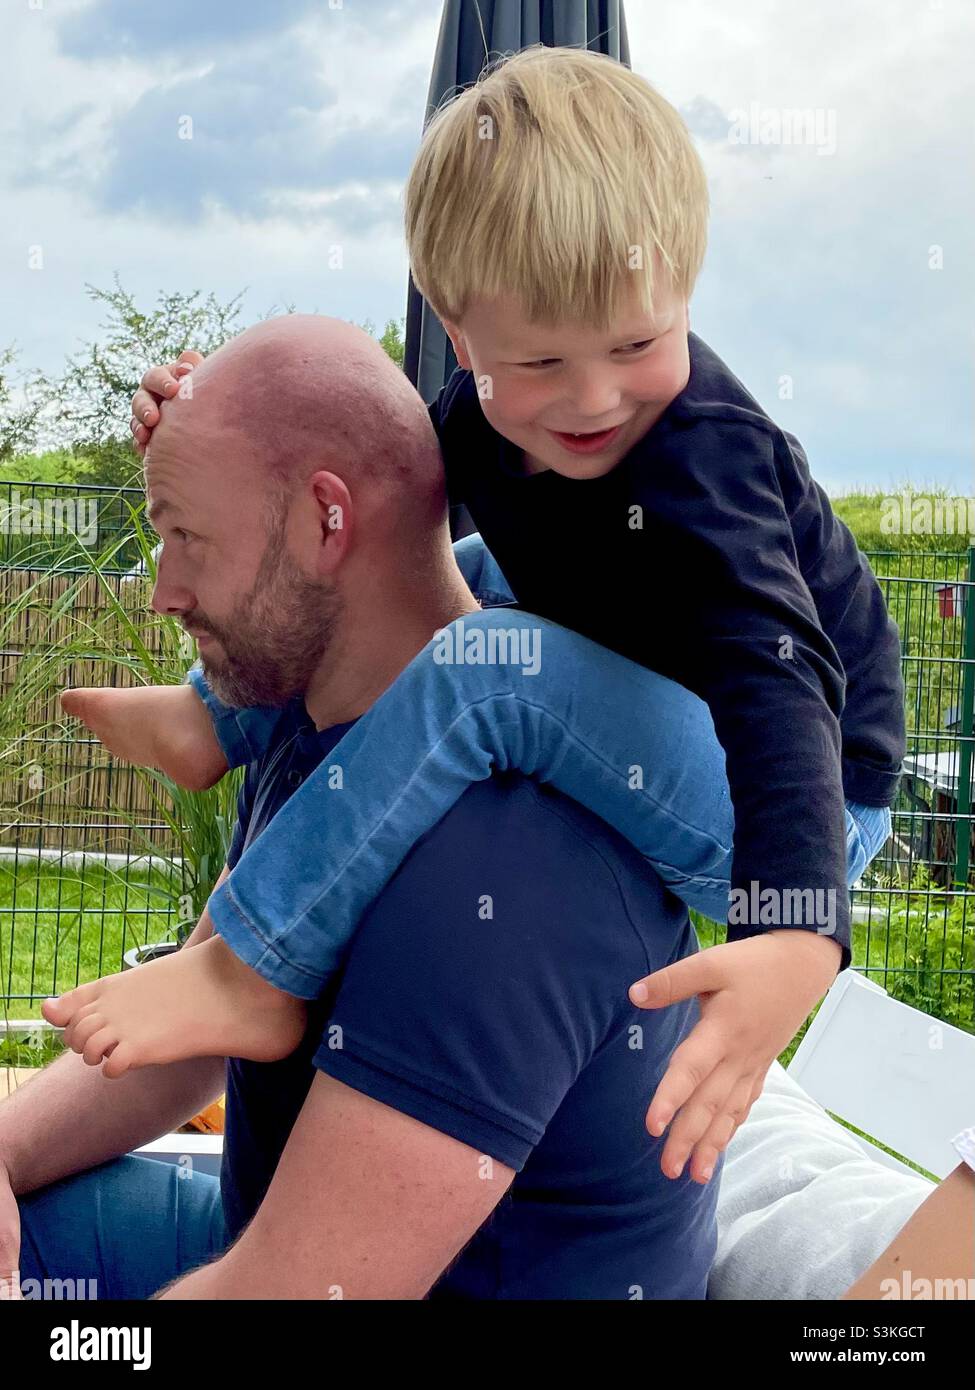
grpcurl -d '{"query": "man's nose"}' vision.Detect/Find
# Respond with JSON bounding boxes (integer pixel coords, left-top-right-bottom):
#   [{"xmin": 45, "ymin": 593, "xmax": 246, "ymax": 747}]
[{"xmin": 150, "ymin": 547, "xmax": 195, "ymax": 618}]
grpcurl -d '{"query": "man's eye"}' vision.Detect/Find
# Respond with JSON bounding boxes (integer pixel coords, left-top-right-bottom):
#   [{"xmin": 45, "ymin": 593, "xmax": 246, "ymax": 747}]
[
  {"xmin": 518, "ymin": 359, "xmax": 559, "ymax": 369},
  {"xmin": 173, "ymin": 528, "xmax": 193, "ymax": 543},
  {"xmin": 617, "ymin": 339, "xmax": 656, "ymax": 354}
]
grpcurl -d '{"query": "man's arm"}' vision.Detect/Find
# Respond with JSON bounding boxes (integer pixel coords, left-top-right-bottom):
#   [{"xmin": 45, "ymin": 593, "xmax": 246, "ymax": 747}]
[
  {"xmin": 0, "ymin": 869, "xmax": 230, "ymax": 1197},
  {"xmin": 158, "ymin": 1071, "xmax": 514, "ymax": 1300}
]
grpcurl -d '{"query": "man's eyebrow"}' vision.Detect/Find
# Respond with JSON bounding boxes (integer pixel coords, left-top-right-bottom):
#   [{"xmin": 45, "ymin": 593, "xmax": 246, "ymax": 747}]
[{"xmin": 146, "ymin": 497, "xmax": 171, "ymax": 527}]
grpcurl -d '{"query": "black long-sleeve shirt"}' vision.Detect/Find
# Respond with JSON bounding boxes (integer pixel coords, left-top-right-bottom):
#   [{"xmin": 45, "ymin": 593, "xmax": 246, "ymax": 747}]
[{"xmin": 429, "ymin": 331, "xmax": 906, "ymax": 971}]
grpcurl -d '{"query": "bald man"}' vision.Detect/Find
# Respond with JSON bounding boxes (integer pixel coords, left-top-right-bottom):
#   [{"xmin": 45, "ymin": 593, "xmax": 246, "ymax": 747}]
[{"xmin": 2, "ymin": 315, "xmax": 720, "ymax": 1299}]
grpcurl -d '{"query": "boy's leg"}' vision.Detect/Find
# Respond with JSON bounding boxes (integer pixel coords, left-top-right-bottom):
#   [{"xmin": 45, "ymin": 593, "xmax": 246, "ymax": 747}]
[
  {"xmin": 451, "ymin": 531, "xmax": 515, "ymax": 604},
  {"xmin": 212, "ymin": 615, "xmax": 889, "ymax": 989},
  {"xmin": 844, "ymin": 801, "xmax": 893, "ymax": 884},
  {"xmin": 185, "ymin": 663, "xmax": 279, "ymax": 769},
  {"xmin": 16, "ymin": 1155, "xmax": 227, "ymax": 1301}
]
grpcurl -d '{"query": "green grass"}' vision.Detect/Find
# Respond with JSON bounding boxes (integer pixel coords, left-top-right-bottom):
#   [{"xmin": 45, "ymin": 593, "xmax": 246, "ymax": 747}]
[
  {"xmin": 0, "ymin": 1027, "xmax": 64, "ymax": 1068},
  {"xmin": 0, "ymin": 858, "xmax": 180, "ymax": 1017},
  {"xmin": 832, "ymin": 487, "xmax": 974, "ymax": 554}
]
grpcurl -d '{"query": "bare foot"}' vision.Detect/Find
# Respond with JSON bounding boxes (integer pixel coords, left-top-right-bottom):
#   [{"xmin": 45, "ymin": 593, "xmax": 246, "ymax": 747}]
[
  {"xmin": 41, "ymin": 936, "xmax": 307, "ymax": 1077},
  {"xmin": 60, "ymin": 684, "xmax": 229, "ymax": 791}
]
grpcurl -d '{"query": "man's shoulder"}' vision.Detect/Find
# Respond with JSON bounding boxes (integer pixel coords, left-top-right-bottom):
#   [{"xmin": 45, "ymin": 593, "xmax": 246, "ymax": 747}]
[{"xmin": 364, "ymin": 769, "xmax": 681, "ymax": 950}]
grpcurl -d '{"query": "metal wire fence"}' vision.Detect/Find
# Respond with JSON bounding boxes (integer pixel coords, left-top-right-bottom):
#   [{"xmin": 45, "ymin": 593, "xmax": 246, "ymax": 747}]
[
  {"xmin": 0, "ymin": 482, "xmax": 972, "ymax": 1040},
  {"xmin": 0, "ymin": 479, "xmax": 146, "ymax": 573},
  {"xmin": 848, "ymin": 548, "xmax": 974, "ymax": 1033}
]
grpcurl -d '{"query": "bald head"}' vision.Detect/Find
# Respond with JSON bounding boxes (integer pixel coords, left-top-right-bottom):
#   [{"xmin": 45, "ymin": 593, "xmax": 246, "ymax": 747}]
[{"xmin": 155, "ymin": 313, "xmax": 447, "ymax": 530}]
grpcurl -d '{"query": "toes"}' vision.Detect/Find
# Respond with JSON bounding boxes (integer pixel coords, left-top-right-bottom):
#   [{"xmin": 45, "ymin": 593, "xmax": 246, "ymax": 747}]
[
  {"xmin": 82, "ymin": 1025, "xmax": 119, "ymax": 1068},
  {"xmin": 71, "ymin": 1011, "xmax": 109, "ymax": 1055},
  {"xmin": 101, "ymin": 1043, "xmax": 135, "ymax": 1080},
  {"xmin": 43, "ymin": 982, "xmax": 97, "ymax": 1027},
  {"xmin": 42, "ymin": 995, "xmax": 72, "ymax": 1027}
]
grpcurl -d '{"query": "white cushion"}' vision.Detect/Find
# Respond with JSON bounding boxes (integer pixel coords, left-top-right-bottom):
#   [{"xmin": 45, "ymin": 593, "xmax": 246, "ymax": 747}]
[{"xmin": 710, "ymin": 1060, "xmax": 935, "ymax": 1300}]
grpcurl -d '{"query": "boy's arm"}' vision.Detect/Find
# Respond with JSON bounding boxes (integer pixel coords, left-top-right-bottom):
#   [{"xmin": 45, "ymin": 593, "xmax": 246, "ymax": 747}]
[
  {"xmin": 646, "ymin": 420, "xmax": 854, "ymax": 968},
  {"xmin": 779, "ymin": 430, "xmax": 906, "ymax": 803},
  {"xmin": 0, "ymin": 874, "xmax": 229, "ymax": 1197}
]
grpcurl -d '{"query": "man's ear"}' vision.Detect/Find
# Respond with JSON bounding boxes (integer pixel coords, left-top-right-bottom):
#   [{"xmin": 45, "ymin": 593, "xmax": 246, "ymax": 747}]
[
  {"xmin": 309, "ymin": 471, "xmax": 353, "ymax": 576},
  {"xmin": 684, "ymin": 301, "xmax": 690, "ymax": 333},
  {"xmin": 441, "ymin": 318, "xmax": 473, "ymax": 372}
]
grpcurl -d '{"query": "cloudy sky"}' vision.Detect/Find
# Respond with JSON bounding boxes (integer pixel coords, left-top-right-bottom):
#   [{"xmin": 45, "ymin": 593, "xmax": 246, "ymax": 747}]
[{"xmin": 2, "ymin": 0, "xmax": 972, "ymax": 493}]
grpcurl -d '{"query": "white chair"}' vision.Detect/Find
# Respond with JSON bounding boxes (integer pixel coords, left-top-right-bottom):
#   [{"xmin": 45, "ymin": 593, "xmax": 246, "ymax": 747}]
[{"xmin": 786, "ymin": 968, "xmax": 975, "ymax": 1180}]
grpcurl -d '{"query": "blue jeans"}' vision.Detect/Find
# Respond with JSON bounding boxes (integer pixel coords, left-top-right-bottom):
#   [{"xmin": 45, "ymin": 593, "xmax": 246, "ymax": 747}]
[
  {"xmin": 17, "ymin": 1155, "xmax": 226, "ymax": 1300},
  {"xmin": 196, "ymin": 534, "xmax": 893, "ymax": 998}
]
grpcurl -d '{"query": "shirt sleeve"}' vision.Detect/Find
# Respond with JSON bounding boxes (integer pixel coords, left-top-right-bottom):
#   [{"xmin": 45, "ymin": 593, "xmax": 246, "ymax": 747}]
[
  {"xmin": 777, "ymin": 430, "xmax": 906, "ymax": 804},
  {"xmin": 644, "ymin": 417, "xmax": 852, "ymax": 970},
  {"xmin": 312, "ymin": 778, "xmax": 656, "ymax": 1169}
]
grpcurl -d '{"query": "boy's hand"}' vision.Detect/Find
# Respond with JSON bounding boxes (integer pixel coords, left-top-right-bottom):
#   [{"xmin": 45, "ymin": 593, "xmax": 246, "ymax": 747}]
[
  {"xmin": 629, "ymin": 929, "xmax": 843, "ymax": 1186},
  {"xmin": 130, "ymin": 350, "xmax": 206, "ymax": 457}
]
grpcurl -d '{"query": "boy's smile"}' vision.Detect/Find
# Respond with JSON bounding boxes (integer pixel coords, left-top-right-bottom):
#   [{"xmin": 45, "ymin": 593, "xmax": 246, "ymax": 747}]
[{"xmin": 443, "ymin": 277, "xmax": 692, "ymax": 480}]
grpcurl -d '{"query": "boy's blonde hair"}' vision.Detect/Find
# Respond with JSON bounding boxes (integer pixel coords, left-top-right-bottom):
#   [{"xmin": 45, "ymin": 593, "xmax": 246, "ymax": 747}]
[{"xmin": 404, "ymin": 44, "xmax": 709, "ymax": 333}]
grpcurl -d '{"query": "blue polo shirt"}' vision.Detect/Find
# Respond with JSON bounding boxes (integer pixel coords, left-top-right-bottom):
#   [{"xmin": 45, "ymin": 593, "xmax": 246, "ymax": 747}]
[{"xmin": 220, "ymin": 698, "xmax": 722, "ymax": 1299}]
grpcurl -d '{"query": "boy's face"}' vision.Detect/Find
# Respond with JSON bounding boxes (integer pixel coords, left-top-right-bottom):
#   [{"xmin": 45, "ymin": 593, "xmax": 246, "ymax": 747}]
[{"xmin": 443, "ymin": 276, "xmax": 691, "ymax": 479}]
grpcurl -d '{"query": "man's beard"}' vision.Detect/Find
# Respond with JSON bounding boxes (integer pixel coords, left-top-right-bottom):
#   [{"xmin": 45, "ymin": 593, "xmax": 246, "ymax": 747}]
[{"xmin": 188, "ymin": 526, "xmax": 342, "ymax": 710}]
